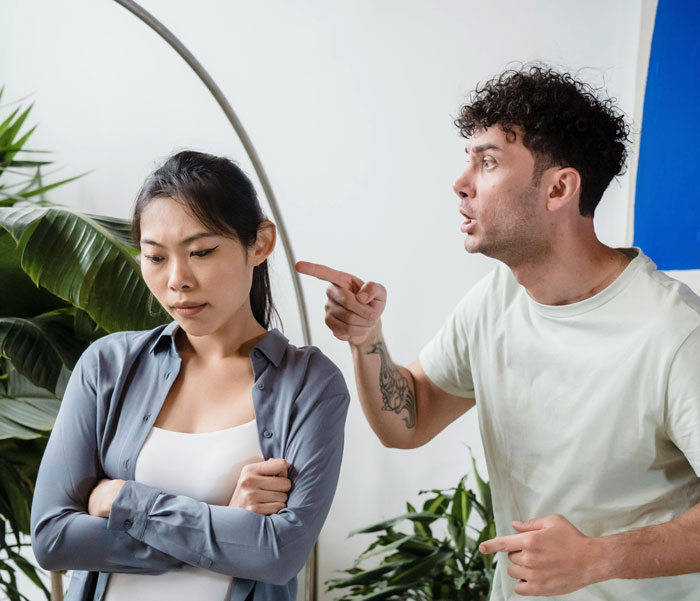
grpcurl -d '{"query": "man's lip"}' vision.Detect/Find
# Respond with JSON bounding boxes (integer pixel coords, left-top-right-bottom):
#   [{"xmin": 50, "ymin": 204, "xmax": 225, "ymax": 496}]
[{"xmin": 459, "ymin": 208, "xmax": 475, "ymax": 220}]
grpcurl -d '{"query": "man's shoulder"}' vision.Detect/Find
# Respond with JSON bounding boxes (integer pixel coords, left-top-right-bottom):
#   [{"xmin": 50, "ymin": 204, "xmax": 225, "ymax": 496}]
[{"xmin": 633, "ymin": 250, "xmax": 700, "ymax": 328}]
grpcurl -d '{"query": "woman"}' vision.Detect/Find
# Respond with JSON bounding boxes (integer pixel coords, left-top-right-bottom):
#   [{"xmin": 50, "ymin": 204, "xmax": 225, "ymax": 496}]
[{"xmin": 30, "ymin": 151, "xmax": 350, "ymax": 601}]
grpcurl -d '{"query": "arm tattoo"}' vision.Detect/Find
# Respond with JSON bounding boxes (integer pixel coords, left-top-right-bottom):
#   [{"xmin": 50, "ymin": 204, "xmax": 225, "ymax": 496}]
[{"xmin": 367, "ymin": 342, "xmax": 416, "ymax": 429}]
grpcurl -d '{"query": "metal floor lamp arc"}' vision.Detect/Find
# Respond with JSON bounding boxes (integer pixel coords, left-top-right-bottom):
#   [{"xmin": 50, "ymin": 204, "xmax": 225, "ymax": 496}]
[{"xmin": 111, "ymin": 2, "xmax": 317, "ymax": 600}]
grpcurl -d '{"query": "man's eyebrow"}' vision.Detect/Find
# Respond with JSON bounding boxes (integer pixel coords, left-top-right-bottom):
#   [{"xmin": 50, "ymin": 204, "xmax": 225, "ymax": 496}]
[
  {"xmin": 140, "ymin": 233, "xmax": 218, "ymax": 247},
  {"xmin": 465, "ymin": 143, "xmax": 502, "ymax": 154}
]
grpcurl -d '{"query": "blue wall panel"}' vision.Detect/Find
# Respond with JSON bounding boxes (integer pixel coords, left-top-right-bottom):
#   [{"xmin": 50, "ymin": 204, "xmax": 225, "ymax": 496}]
[{"xmin": 634, "ymin": 0, "xmax": 700, "ymax": 270}]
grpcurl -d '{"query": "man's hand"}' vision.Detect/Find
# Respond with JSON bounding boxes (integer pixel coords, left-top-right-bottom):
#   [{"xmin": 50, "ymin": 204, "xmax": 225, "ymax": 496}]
[
  {"xmin": 479, "ymin": 514, "xmax": 603, "ymax": 596},
  {"xmin": 229, "ymin": 458, "xmax": 292, "ymax": 515},
  {"xmin": 295, "ymin": 261, "xmax": 386, "ymax": 346},
  {"xmin": 87, "ymin": 478, "xmax": 126, "ymax": 518}
]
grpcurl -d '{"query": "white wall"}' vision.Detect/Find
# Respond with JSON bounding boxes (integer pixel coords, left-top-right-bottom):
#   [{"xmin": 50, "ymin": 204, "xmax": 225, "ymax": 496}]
[{"xmin": 1, "ymin": 1, "xmax": 652, "ymax": 598}]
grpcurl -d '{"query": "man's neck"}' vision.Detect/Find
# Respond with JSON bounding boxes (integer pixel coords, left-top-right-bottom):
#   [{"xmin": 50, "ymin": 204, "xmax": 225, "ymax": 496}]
[{"xmin": 507, "ymin": 235, "xmax": 632, "ymax": 306}]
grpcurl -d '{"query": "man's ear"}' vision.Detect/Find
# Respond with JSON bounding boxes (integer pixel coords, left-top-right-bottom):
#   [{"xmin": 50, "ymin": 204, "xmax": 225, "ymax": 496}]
[
  {"xmin": 545, "ymin": 167, "xmax": 581, "ymax": 212},
  {"xmin": 251, "ymin": 220, "xmax": 276, "ymax": 266}
]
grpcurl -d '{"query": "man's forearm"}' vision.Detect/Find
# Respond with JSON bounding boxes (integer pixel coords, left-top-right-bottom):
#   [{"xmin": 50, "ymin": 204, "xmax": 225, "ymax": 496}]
[
  {"xmin": 593, "ymin": 503, "xmax": 700, "ymax": 582},
  {"xmin": 349, "ymin": 327, "xmax": 418, "ymax": 448}
]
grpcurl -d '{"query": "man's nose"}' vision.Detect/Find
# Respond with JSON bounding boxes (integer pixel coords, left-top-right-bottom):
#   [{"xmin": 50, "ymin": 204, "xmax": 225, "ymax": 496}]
[{"xmin": 453, "ymin": 168, "xmax": 474, "ymax": 199}]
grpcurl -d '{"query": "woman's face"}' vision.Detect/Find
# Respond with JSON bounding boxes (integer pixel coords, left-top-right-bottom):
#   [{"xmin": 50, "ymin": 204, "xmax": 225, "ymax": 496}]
[{"xmin": 139, "ymin": 196, "xmax": 261, "ymax": 337}]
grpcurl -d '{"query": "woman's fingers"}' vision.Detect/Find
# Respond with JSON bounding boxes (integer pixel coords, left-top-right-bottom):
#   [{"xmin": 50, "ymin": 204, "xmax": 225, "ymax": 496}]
[{"xmin": 229, "ymin": 458, "xmax": 292, "ymax": 513}]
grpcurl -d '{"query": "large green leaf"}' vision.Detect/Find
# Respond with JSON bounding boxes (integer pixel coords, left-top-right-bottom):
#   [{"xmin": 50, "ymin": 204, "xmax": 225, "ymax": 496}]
[
  {"xmin": 0, "ymin": 205, "xmax": 170, "ymax": 332},
  {"xmin": 350, "ymin": 511, "xmax": 440, "ymax": 536},
  {"xmin": 84, "ymin": 213, "xmax": 138, "ymax": 251},
  {"xmin": 325, "ymin": 561, "xmax": 405, "ymax": 590},
  {"xmin": 471, "ymin": 455, "xmax": 492, "ymax": 519},
  {"xmin": 0, "ymin": 309, "xmax": 86, "ymax": 393},
  {"xmin": 0, "ymin": 229, "xmax": 68, "ymax": 318},
  {"xmin": 0, "ymin": 367, "xmax": 61, "ymax": 440},
  {"xmin": 388, "ymin": 550, "xmax": 453, "ymax": 586}
]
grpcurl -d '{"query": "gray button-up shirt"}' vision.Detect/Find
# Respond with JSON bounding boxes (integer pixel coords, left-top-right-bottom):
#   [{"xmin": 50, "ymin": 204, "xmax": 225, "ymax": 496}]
[{"xmin": 31, "ymin": 322, "xmax": 350, "ymax": 601}]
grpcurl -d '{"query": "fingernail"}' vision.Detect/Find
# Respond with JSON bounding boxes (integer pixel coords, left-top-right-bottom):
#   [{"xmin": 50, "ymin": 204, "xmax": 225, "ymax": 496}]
[{"xmin": 358, "ymin": 292, "xmax": 368, "ymax": 302}]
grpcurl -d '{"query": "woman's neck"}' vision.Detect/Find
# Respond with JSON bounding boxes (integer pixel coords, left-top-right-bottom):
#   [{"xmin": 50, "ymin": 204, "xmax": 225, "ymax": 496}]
[{"xmin": 175, "ymin": 317, "xmax": 268, "ymax": 361}]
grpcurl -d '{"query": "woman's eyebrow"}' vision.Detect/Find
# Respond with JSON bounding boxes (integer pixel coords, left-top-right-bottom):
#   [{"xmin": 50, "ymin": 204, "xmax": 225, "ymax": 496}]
[{"xmin": 141, "ymin": 233, "xmax": 218, "ymax": 247}]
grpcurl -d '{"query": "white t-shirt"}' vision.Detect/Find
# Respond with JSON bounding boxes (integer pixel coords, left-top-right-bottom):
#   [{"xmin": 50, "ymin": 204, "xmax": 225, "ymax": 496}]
[{"xmin": 419, "ymin": 248, "xmax": 700, "ymax": 601}]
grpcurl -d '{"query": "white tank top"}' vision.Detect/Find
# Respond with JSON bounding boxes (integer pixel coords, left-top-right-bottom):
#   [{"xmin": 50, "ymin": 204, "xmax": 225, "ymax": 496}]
[{"xmin": 104, "ymin": 420, "xmax": 263, "ymax": 601}]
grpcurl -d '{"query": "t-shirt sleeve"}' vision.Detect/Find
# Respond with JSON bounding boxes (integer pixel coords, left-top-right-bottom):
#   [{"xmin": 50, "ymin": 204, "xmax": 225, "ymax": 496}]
[
  {"xmin": 665, "ymin": 324, "xmax": 700, "ymax": 476},
  {"xmin": 418, "ymin": 291, "xmax": 476, "ymax": 399}
]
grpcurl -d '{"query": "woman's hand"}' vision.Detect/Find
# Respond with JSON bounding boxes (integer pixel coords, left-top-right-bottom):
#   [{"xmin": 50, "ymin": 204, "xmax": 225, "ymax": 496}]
[
  {"xmin": 87, "ymin": 478, "xmax": 126, "ymax": 518},
  {"xmin": 229, "ymin": 458, "xmax": 292, "ymax": 515}
]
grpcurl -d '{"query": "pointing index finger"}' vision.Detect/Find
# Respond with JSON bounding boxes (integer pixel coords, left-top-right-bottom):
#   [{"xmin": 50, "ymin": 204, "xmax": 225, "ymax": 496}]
[{"xmin": 296, "ymin": 261, "xmax": 364, "ymax": 293}]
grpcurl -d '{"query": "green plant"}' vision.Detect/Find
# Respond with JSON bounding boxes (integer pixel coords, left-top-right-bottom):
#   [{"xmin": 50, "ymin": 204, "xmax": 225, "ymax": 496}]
[
  {"xmin": 327, "ymin": 457, "xmax": 496, "ymax": 601},
  {"xmin": 0, "ymin": 86, "xmax": 82, "ymax": 207},
  {"xmin": 0, "ymin": 88, "xmax": 169, "ymax": 601}
]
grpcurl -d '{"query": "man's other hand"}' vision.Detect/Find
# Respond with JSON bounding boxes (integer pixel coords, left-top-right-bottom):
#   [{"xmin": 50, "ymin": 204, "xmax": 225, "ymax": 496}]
[{"xmin": 479, "ymin": 513, "xmax": 604, "ymax": 596}]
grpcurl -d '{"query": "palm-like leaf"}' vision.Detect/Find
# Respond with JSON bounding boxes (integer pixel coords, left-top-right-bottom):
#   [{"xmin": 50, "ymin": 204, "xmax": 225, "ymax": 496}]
[
  {"xmin": 0, "ymin": 230, "xmax": 68, "ymax": 319},
  {"xmin": 0, "ymin": 205, "xmax": 170, "ymax": 333},
  {"xmin": 0, "ymin": 309, "xmax": 85, "ymax": 395},
  {"xmin": 0, "ymin": 366, "xmax": 61, "ymax": 441}
]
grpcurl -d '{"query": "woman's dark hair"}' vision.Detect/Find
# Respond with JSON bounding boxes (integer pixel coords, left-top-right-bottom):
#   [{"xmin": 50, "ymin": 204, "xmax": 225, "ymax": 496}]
[
  {"xmin": 454, "ymin": 65, "xmax": 631, "ymax": 217},
  {"xmin": 132, "ymin": 150, "xmax": 278, "ymax": 329}
]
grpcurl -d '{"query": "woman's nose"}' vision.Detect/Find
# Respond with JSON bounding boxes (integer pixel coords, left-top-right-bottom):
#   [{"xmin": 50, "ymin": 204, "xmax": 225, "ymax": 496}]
[{"xmin": 168, "ymin": 259, "xmax": 194, "ymax": 290}]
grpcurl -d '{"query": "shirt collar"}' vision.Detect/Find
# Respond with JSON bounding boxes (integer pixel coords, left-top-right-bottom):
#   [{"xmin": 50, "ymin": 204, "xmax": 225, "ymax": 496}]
[
  {"xmin": 149, "ymin": 321, "xmax": 288, "ymax": 367},
  {"xmin": 149, "ymin": 320, "xmax": 179, "ymax": 354},
  {"xmin": 252, "ymin": 328, "xmax": 288, "ymax": 367}
]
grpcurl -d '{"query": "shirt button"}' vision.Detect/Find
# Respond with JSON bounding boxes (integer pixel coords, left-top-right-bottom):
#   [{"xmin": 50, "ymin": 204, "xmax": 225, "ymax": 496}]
[
  {"xmin": 124, "ymin": 520, "xmax": 133, "ymax": 530},
  {"xmin": 164, "ymin": 371, "xmax": 171, "ymax": 379},
  {"xmin": 257, "ymin": 383, "xmax": 265, "ymax": 390},
  {"xmin": 143, "ymin": 414, "xmax": 151, "ymax": 423},
  {"xmin": 263, "ymin": 430, "xmax": 273, "ymax": 438},
  {"xmin": 124, "ymin": 459, "xmax": 130, "ymax": 469},
  {"xmin": 254, "ymin": 350, "xmax": 261, "ymax": 358}
]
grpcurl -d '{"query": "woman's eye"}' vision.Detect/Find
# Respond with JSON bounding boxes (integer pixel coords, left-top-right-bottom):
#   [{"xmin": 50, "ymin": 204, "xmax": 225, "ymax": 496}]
[
  {"xmin": 191, "ymin": 246, "xmax": 219, "ymax": 258},
  {"xmin": 144, "ymin": 256, "xmax": 164, "ymax": 264}
]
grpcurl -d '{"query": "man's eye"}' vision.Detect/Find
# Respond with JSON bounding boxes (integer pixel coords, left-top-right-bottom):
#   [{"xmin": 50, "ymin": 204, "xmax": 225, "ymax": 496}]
[
  {"xmin": 191, "ymin": 246, "xmax": 219, "ymax": 258},
  {"xmin": 482, "ymin": 157, "xmax": 496, "ymax": 168}
]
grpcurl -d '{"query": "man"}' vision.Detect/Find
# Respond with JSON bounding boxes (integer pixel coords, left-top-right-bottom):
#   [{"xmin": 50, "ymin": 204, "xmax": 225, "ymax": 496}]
[{"xmin": 296, "ymin": 65, "xmax": 700, "ymax": 600}]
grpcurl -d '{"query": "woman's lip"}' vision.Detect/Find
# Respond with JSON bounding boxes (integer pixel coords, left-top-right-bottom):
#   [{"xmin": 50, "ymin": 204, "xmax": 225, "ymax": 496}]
[
  {"xmin": 460, "ymin": 218, "xmax": 477, "ymax": 234},
  {"xmin": 173, "ymin": 303, "xmax": 207, "ymax": 316}
]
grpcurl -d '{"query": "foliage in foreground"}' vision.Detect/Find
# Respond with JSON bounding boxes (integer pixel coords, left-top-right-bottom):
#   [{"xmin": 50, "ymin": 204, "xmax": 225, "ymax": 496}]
[{"xmin": 327, "ymin": 457, "xmax": 496, "ymax": 601}]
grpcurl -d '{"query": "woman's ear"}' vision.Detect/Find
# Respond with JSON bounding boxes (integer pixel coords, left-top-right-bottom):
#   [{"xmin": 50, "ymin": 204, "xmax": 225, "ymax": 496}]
[
  {"xmin": 250, "ymin": 220, "xmax": 276, "ymax": 266},
  {"xmin": 545, "ymin": 167, "xmax": 581, "ymax": 213}
]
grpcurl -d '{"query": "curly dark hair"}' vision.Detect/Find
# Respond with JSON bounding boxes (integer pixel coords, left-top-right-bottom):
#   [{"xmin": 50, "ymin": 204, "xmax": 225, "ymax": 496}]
[{"xmin": 454, "ymin": 66, "xmax": 631, "ymax": 217}]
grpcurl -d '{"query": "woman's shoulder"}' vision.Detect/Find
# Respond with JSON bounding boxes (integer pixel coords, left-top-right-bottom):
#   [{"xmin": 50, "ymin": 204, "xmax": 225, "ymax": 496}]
[
  {"xmin": 81, "ymin": 323, "xmax": 175, "ymax": 363},
  {"xmin": 266, "ymin": 330, "xmax": 348, "ymax": 398}
]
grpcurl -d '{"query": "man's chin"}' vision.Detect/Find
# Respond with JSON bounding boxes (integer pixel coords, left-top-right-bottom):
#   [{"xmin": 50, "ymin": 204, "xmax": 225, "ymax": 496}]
[{"xmin": 463, "ymin": 236, "xmax": 481, "ymax": 254}]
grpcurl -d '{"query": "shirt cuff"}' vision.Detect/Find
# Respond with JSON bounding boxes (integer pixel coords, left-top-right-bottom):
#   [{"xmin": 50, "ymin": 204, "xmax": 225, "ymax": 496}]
[{"xmin": 107, "ymin": 480, "xmax": 160, "ymax": 541}]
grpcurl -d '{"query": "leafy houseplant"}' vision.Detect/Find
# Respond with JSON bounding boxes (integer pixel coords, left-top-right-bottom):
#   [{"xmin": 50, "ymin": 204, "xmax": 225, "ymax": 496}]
[
  {"xmin": 326, "ymin": 458, "xmax": 496, "ymax": 601},
  {"xmin": 0, "ymin": 88, "xmax": 169, "ymax": 601}
]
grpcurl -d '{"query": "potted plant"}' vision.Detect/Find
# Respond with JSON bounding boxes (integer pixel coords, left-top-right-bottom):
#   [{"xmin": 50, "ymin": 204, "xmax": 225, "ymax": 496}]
[{"xmin": 326, "ymin": 456, "xmax": 496, "ymax": 601}]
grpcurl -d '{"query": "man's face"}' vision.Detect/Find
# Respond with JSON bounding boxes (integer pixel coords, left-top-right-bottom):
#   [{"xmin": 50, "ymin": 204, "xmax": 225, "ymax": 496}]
[{"xmin": 453, "ymin": 126, "xmax": 549, "ymax": 265}]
